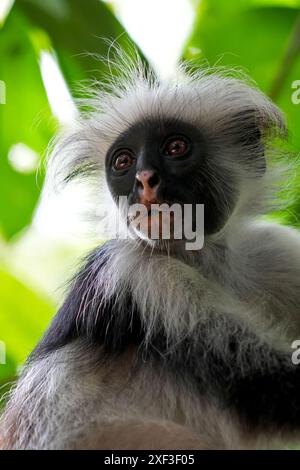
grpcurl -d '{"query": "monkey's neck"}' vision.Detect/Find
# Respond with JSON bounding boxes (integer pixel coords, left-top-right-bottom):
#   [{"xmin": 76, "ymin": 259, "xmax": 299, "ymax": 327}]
[{"xmin": 136, "ymin": 235, "xmax": 228, "ymax": 271}]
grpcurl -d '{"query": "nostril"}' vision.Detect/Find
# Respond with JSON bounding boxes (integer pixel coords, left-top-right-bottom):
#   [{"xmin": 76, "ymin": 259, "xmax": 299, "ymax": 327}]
[
  {"xmin": 148, "ymin": 172, "xmax": 160, "ymax": 188},
  {"xmin": 136, "ymin": 178, "xmax": 144, "ymax": 190},
  {"xmin": 136, "ymin": 170, "xmax": 160, "ymax": 190}
]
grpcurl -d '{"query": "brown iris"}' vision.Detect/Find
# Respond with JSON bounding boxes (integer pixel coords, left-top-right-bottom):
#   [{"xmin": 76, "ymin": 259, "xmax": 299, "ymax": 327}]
[
  {"xmin": 114, "ymin": 152, "xmax": 134, "ymax": 170},
  {"xmin": 163, "ymin": 137, "xmax": 189, "ymax": 157}
]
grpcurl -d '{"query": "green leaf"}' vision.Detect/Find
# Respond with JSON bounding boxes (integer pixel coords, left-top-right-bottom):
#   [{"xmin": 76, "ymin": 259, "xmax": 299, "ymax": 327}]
[
  {"xmin": 17, "ymin": 0, "xmax": 135, "ymax": 89},
  {"xmin": 185, "ymin": 1, "xmax": 300, "ymax": 91},
  {"xmin": 0, "ymin": 266, "xmax": 55, "ymax": 381},
  {"xmin": 0, "ymin": 0, "xmax": 136, "ymax": 240},
  {"xmin": 184, "ymin": 0, "xmax": 300, "ymax": 225},
  {"xmin": 0, "ymin": 8, "xmax": 55, "ymax": 239}
]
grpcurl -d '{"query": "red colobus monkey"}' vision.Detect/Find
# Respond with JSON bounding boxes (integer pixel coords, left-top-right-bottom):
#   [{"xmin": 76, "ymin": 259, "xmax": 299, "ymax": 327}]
[{"xmin": 1, "ymin": 53, "xmax": 300, "ymax": 450}]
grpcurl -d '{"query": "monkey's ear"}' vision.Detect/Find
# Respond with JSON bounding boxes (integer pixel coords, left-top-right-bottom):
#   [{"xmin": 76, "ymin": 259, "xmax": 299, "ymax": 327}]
[
  {"xmin": 257, "ymin": 97, "xmax": 287, "ymax": 139},
  {"xmin": 233, "ymin": 103, "xmax": 287, "ymax": 174},
  {"xmin": 235, "ymin": 103, "xmax": 286, "ymax": 143}
]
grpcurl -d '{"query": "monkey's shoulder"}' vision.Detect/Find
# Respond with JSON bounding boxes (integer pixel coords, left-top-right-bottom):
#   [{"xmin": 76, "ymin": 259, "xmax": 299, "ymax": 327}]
[
  {"xmin": 233, "ymin": 222, "xmax": 300, "ymax": 271},
  {"xmin": 30, "ymin": 241, "xmax": 144, "ymax": 361}
]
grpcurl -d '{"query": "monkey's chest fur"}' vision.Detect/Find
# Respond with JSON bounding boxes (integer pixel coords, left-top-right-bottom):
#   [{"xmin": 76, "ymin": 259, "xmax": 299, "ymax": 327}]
[
  {"xmin": 24, "ymin": 239, "xmax": 290, "ymax": 450},
  {"xmin": 6, "ymin": 235, "xmax": 300, "ymax": 449}
]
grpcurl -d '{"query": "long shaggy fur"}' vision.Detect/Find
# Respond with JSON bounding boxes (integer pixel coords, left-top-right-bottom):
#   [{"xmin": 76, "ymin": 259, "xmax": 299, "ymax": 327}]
[{"xmin": 1, "ymin": 50, "xmax": 300, "ymax": 450}]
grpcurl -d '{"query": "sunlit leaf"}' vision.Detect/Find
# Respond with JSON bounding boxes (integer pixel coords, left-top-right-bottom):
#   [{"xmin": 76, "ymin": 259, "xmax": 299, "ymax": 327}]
[
  {"xmin": 17, "ymin": 0, "xmax": 135, "ymax": 91},
  {"xmin": 0, "ymin": 8, "xmax": 55, "ymax": 239},
  {"xmin": 184, "ymin": 0, "xmax": 300, "ymax": 225},
  {"xmin": 0, "ymin": 266, "xmax": 55, "ymax": 380}
]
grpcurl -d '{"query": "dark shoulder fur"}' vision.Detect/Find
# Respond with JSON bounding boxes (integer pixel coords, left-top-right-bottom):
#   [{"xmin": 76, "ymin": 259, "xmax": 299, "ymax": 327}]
[{"xmin": 31, "ymin": 241, "xmax": 144, "ymax": 360}]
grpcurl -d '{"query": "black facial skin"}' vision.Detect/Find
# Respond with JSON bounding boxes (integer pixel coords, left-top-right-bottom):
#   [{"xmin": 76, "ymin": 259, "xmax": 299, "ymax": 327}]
[{"xmin": 105, "ymin": 118, "xmax": 237, "ymax": 236}]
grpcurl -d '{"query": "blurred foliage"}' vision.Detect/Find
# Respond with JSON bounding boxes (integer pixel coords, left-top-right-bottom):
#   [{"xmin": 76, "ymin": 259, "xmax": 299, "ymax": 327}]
[
  {"xmin": 1, "ymin": 0, "xmax": 300, "ymax": 391},
  {"xmin": 0, "ymin": 0, "xmax": 133, "ymax": 383},
  {"xmin": 0, "ymin": 0, "xmax": 132, "ymax": 240},
  {"xmin": 0, "ymin": 8, "xmax": 55, "ymax": 238},
  {"xmin": 184, "ymin": 0, "xmax": 300, "ymax": 225},
  {"xmin": 0, "ymin": 268, "xmax": 54, "ymax": 385}
]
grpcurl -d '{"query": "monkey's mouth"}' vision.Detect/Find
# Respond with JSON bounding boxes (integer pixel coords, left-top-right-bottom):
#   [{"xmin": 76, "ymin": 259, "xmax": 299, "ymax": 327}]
[{"xmin": 128, "ymin": 204, "xmax": 178, "ymax": 240}]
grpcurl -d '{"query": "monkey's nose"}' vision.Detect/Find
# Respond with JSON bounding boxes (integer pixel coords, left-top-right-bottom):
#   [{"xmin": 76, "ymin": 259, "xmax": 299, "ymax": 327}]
[{"xmin": 136, "ymin": 169, "xmax": 160, "ymax": 203}]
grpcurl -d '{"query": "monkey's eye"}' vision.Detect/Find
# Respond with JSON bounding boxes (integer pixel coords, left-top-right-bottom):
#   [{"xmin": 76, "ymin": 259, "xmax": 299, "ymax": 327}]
[
  {"xmin": 162, "ymin": 136, "xmax": 190, "ymax": 157},
  {"xmin": 113, "ymin": 151, "xmax": 134, "ymax": 171}
]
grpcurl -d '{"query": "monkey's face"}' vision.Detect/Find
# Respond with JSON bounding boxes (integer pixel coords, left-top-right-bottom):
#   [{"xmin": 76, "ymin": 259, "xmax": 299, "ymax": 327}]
[
  {"xmin": 49, "ymin": 62, "xmax": 285, "ymax": 247},
  {"xmin": 105, "ymin": 118, "xmax": 238, "ymax": 242}
]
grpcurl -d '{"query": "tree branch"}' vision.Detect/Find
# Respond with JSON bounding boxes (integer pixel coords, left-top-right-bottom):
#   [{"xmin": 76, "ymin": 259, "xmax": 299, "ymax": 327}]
[{"xmin": 269, "ymin": 12, "xmax": 300, "ymax": 101}]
